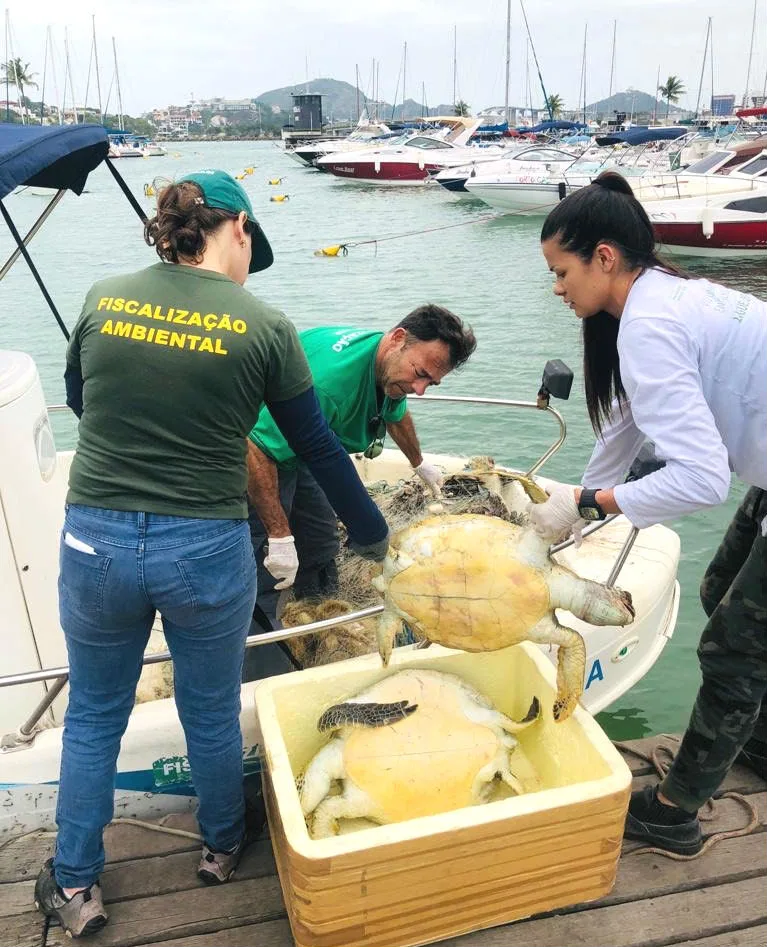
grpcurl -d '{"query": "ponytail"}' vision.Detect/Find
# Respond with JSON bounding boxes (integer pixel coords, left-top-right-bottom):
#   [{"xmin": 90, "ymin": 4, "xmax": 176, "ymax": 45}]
[{"xmin": 541, "ymin": 171, "xmax": 688, "ymax": 436}]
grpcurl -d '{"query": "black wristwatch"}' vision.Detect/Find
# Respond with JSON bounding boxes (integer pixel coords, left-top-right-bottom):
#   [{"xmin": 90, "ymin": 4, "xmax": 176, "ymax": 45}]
[{"xmin": 577, "ymin": 488, "xmax": 607, "ymax": 521}]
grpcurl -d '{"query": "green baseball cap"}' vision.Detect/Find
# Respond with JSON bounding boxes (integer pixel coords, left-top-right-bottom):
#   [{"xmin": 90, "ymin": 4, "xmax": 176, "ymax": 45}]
[{"xmin": 179, "ymin": 169, "xmax": 273, "ymax": 273}]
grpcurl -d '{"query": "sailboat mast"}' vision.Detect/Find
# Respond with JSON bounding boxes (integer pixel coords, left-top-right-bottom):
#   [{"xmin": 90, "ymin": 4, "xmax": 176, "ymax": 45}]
[
  {"xmin": 694, "ymin": 18, "xmax": 712, "ymax": 118},
  {"xmin": 519, "ymin": 0, "xmax": 553, "ymax": 121},
  {"xmin": 582, "ymin": 23, "xmax": 587, "ymax": 124},
  {"xmin": 403, "ymin": 42, "xmax": 406, "ymax": 120},
  {"xmin": 504, "ymin": 0, "xmax": 511, "ymax": 125},
  {"xmin": 742, "ymin": 0, "xmax": 758, "ymax": 107},
  {"xmin": 355, "ymin": 64, "xmax": 360, "ymax": 122},
  {"xmin": 92, "ymin": 15, "xmax": 103, "ymax": 122},
  {"xmin": 608, "ymin": 20, "xmax": 616, "ymax": 101},
  {"xmin": 453, "ymin": 25, "xmax": 457, "ymax": 108},
  {"xmin": 39, "ymin": 26, "xmax": 48, "ymax": 123},
  {"xmin": 4, "ymin": 11, "xmax": 10, "ymax": 123},
  {"xmin": 64, "ymin": 27, "xmax": 78, "ymax": 124},
  {"xmin": 112, "ymin": 36, "xmax": 123, "ymax": 131},
  {"xmin": 653, "ymin": 64, "xmax": 660, "ymax": 124}
]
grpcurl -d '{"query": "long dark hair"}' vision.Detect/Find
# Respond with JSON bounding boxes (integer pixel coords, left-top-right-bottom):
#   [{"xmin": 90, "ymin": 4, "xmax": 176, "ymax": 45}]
[{"xmin": 541, "ymin": 171, "xmax": 687, "ymax": 435}]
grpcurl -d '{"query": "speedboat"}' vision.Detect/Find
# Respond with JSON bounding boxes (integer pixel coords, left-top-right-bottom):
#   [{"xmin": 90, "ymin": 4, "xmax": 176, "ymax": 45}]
[
  {"xmin": 288, "ymin": 118, "xmax": 395, "ymax": 167},
  {"xmin": 433, "ymin": 145, "xmax": 581, "ymax": 194},
  {"xmin": 646, "ymin": 189, "xmax": 767, "ymax": 257},
  {"xmin": 315, "ymin": 118, "xmax": 508, "ymax": 185},
  {"xmin": 0, "ymin": 124, "xmax": 681, "ymax": 841},
  {"xmin": 464, "ymin": 128, "xmax": 707, "ymax": 215}
]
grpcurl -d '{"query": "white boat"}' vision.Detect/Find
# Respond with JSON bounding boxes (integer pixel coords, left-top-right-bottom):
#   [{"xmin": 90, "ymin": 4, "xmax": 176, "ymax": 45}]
[
  {"xmin": 433, "ymin": 145, "xmax": 582, "ymax": 194},
  {"xmin": 107, "ymin": 134, "xmax": 144, "ymax": 158},
  {"xmin": 289, "ymin": 116, "xmax": 395, "ymax": 167},
  {"xmin": 315, "ymin": 118, "xmax": 509, "ymax": 185},
  {"xmin": 0, "ymin": 125, "xmax": 681, "ymax": 841},
  {"xmin": 464, "ymin": 129, "xmax": 715, "ymax": 215}
]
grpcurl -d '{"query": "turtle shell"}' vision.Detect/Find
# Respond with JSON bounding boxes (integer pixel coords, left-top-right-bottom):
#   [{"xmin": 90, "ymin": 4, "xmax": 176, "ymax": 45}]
[
  {"xmin": 387, "ymin": 514, "xmax": 550, "ymax": 651},
  {"xmin": 342, "ymin": 672, "xmax": 499, "ymax": 821}
]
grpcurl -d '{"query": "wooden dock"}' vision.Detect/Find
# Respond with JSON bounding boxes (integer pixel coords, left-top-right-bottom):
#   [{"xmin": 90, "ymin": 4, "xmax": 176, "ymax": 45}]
[{"xmin": 3, "ymin": 736, "xmax": 765, "ymax": 947}]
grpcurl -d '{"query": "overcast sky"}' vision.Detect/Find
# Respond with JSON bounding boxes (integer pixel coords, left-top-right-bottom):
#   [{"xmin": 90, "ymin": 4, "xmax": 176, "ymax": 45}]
[{"xmin": 3, "ymin": 1, "xmax": 765, "ymax": 115}]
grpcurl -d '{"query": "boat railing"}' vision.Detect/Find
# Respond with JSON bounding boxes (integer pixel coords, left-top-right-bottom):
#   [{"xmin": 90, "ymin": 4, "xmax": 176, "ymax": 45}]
[{"xmin": 0, "ymin": 393, "xmax": 638, "ymax": 742}]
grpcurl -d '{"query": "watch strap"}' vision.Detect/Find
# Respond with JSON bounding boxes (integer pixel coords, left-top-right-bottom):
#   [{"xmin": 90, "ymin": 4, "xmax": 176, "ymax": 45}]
[{"xmin": 578, "ymin": 488, "xmax": 606, "ymax": 521}]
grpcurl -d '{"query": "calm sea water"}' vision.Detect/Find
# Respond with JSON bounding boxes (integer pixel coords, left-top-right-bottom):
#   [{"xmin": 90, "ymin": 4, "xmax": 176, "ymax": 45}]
[{"xmin": 2, "ymin": 140, "xmax": 765, "ymax": 739}]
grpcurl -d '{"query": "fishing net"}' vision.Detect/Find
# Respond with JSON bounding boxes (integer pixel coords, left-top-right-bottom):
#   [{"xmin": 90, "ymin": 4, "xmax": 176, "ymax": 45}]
[{"xmin": 279, "ymin": 457, "xmax": 530, "ymax": 669}]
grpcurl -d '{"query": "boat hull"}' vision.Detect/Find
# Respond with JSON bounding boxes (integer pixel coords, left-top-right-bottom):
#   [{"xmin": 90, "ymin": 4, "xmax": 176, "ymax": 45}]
[
  {"xmin": 653, "ymin": 220, "xmax": 767, "ymax": 257},
  {"xmin": 322, "ymin": 160, "xmax": 439, "ymax": 184},
  {"xmin": 464, "ymin": 181, "xmax": 569, "ymax": 214}
]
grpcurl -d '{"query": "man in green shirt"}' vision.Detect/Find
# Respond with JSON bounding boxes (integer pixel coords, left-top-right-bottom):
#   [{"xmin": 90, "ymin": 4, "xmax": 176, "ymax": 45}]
[{"xmin": 244, "ymin": 303, "xmax": 477, "ymax": 654}]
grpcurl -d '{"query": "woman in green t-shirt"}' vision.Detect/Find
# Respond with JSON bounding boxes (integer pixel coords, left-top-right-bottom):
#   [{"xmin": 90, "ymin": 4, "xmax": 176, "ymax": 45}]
[{"xmin": 35, "ymin": 170, "xmax": 389, "ymax": 938}]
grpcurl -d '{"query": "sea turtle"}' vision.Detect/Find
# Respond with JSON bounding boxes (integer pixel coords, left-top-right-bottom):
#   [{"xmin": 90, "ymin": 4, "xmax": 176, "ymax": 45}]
[
  {"xmin": 299, "ymin": 669, "xmax": 541, "ymax": 839},
  {"xmin": 371, "ymin": 513, "xmax": 635, "ymax": 722}
]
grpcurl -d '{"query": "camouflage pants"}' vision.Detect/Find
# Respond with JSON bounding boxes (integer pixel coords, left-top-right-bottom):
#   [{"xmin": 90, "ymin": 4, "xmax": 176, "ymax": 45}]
[{"xmin": 661, "ymin": 487, "xmax": 767, "ymax": 811}]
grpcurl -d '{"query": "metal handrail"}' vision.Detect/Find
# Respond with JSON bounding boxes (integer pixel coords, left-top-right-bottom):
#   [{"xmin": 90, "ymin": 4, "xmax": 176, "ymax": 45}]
[
  {"xmin": 0, "ymin": 604, "xmax": 384, "ymax": 690},
  {"xmin": 50, "ymin": 395, "xmax": 567, "ymax": 477},
  {"xmin": 408, "ymin": 393, "xmax": 566, "ymax": 477}
]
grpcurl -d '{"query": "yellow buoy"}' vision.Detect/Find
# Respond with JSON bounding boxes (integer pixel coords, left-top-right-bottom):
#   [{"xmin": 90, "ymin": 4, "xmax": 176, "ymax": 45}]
[
  {"xmin": 313, "ymin": 244, "xmax": 347, "ymax": 257},
  {"xmin": 143, "ymin": 184, "xmax": 155, "ymax": 197},
  {"xmin": 235, "ymin": 173, "xmax": 246, "ymax": 181},
  {"xmin": 244, "ymin": 167, "xmax": 255, "ymax": 175},
  {"xmin": 270, "ymin": 194, "xmax": 289, "ymax": 202},
  {"xmin": 268, "ymin": 177, "xmax": 283, "ymax": 185}
]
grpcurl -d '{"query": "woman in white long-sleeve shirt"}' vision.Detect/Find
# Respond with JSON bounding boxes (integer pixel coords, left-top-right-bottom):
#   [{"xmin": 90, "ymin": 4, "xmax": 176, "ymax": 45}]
[{"xmin": 529, "ymin": 171, "xmax": 767, "ymax": 856}]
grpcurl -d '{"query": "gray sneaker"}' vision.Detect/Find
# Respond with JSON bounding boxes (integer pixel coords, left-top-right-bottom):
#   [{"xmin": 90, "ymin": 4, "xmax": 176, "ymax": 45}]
[
  {"xmin": 34, "ymin": 858, "xmax": 108, "ymax": 938},
  {"xmin": 197, "ymin": 840, "xmax": 243, "ymax": 884}
]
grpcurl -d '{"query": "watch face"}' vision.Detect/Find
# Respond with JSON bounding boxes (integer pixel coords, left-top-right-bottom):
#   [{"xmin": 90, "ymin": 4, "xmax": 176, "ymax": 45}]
[{"xmin": 579, "ymin": 506, "xmax": 602, "ymax": 521}]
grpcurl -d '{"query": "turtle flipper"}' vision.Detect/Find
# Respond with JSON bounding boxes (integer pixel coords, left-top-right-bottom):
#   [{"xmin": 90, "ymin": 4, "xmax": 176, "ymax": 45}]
[
  {"xmin": 526, "ymin": 616, "xmax": 586, "ymax": 722},
  {"xmin": 376, "ymin": 611, "xmax": 400, "ymax": 666},
  {"xmin": 318, "ymin": 700, "xmax": 418, "ymax": 732}
]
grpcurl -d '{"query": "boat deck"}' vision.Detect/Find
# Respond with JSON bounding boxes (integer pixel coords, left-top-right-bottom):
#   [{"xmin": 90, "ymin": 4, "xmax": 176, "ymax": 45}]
[{"xmin": 3, "ymin": 736, "xmax": 765, "ymax": 947}]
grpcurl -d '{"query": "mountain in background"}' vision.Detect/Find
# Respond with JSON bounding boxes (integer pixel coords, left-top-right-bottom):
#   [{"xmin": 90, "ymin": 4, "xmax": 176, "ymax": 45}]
[
  {"xmin": 585, "ymin": 89, "xmax": 691, "ymax": 117},
  {"xmin": 256, "ymin": 77, "xmax": 455, "ymax": 122}
]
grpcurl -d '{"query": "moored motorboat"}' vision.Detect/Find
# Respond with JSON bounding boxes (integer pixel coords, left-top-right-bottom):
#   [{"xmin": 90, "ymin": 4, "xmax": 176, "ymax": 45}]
[{"xmin": 315, "ymin": 118, "xmax": 508, "ymax": 185}]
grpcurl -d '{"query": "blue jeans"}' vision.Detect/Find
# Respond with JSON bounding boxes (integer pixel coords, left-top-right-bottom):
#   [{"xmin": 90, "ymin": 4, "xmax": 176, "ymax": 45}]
[{"xmin": 54, "ymin": 504, "xmax": 257, "ymax": 889}]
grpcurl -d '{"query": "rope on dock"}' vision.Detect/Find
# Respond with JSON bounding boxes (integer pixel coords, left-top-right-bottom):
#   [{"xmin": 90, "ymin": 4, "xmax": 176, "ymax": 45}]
[{"xmin": 614, "ymin": 735, "xmax": 760, "ymax": 861}]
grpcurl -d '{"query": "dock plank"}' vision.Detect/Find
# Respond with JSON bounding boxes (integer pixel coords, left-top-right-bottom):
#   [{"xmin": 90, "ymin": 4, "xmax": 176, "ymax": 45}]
[
  {"xmin": 132, "ymin": 918, "xmax": 294, "ymax": 947},
  {"xmin": 673, "ymin": 926, "xmax": 767, "ymax": 947},
  {"xmin": 1, "ymin": 737, "xmax": 764, "ymax": 947},
  {"xmin": 435, "ymin": 876, "xmax": 767, "ymax": 947},
  {"xmin": 45, "ymin": 875, "xmax": 287, "ymax": 947}
]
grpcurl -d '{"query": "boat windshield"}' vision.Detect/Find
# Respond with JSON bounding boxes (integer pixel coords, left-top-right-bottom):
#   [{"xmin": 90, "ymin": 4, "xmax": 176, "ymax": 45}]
[
  {"xmin": 407, "ymin": 137, "xmax": 453, "ymax": 150},
  {"xmin": 684, "ymin": 151, "xmax": 733, "ymax": 174},
  {"xmin": 736, "ymin": 153, "xmax": 767, "ymax": 176},
  {"xmin": 513, "ymin": 148, "xmax": 574, "ymax": 162}
]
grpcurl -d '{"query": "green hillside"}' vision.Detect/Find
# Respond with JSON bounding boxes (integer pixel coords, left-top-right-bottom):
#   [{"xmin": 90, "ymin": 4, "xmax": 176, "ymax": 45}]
[
  {"xmin": 586, "ymin": 89, "xmax": 690, "ymax": 118},
  {"xmin": 256, "ymin": 77, "xmax": 454, "ymax": 123}
]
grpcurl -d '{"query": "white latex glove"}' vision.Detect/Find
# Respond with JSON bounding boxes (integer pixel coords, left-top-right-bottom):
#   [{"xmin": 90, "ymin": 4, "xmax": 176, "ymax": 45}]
[
  {"xmin": 414, "ymin": 461, "xmax": 444, "ymax": 498},
  {"xmin": 263, "ymin": 535, "xmax": 299, "ymax": 589},
  {"xmin": 528, "ymin": 482, "xmax": 588, "ymax": 548}
]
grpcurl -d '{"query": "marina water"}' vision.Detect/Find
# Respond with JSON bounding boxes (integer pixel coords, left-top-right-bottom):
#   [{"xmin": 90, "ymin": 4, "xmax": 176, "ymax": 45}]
[{"xmin": 2, "ymin": 139, "xmax": 764, "ymax": 740}]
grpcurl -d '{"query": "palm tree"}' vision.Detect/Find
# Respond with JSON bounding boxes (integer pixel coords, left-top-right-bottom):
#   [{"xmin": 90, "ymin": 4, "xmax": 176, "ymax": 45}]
[
  {"xmin": 1, "ymin": 59, "xmax": 38, "ymax": 118},
  {"xmin": 545, "ymin": 94, "xmax": 564, "ymax": 119},
  {"xmin": 454, "ymin": 99, "xmax": 470, "ymax": 117},
  {"xmin": 658, "ymin": 75, "xmax": 686, "ymax": 121}
]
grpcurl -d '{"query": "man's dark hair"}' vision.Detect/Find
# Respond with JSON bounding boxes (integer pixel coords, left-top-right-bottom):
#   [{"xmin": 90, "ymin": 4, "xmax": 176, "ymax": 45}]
[{"xmin": 395, "ymin": 304, "xmax": 476, "ymax": 369}]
